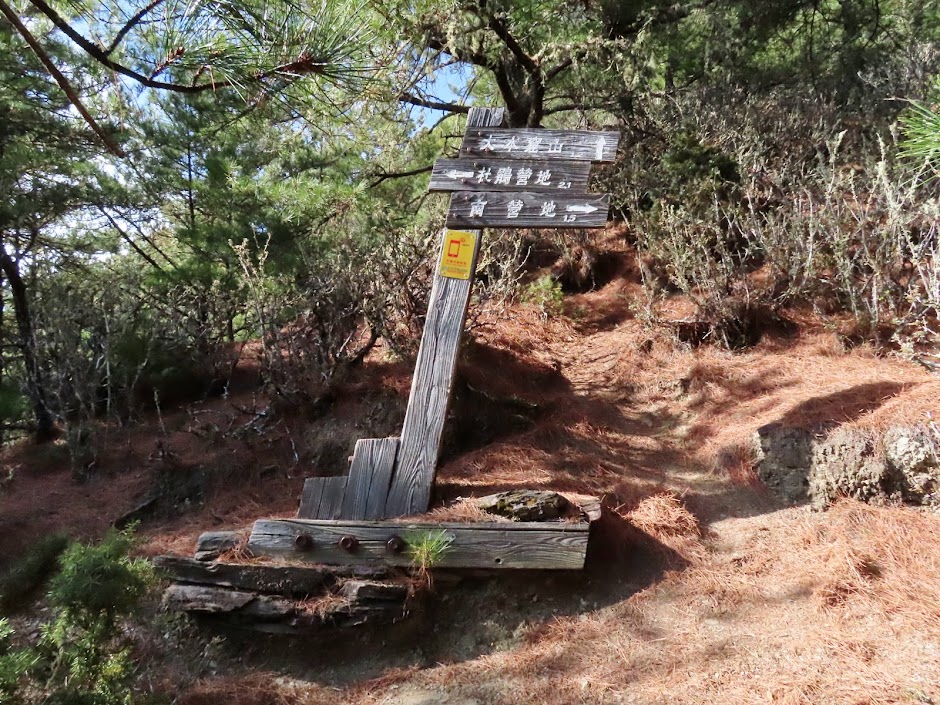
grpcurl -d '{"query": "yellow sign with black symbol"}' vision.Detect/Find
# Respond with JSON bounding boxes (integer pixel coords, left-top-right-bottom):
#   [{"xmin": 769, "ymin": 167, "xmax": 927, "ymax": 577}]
[{"xmin": 438, "ymin": 229, "xmax": 478, "ymax": 280}]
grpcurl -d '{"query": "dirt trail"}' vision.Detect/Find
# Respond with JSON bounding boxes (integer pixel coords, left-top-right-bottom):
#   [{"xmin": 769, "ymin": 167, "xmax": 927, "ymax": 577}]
[
  {"xmin": 5, "ymin": 241, "xmax": 940, "ymax": 705},
  {"xmin": 333, "ymin": 271, "xmax": 940, "ymax": 705}
]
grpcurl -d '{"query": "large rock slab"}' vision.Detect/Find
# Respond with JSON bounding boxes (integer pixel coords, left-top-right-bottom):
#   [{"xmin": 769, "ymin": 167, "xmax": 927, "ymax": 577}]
[
  {"xmin": 809, "ymin": 428, "xmax": 894, "ymax": 510},
  {"xmin": 753, "ymin": 424, "xmax": 814, "ymax": 504},
  {"xmin": 476, "ymin": 490, "xmax": 569, "ymax": 521}
]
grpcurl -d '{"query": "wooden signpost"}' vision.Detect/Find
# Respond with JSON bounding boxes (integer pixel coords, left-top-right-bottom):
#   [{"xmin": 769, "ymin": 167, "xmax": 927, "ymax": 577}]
[
  {"xmin": 158, "ymin": 109, "xmax": 620, "ymax": 633},
  {"xmin": 251, "ymin": 107, "xmax": 620, "ymax": 570}
]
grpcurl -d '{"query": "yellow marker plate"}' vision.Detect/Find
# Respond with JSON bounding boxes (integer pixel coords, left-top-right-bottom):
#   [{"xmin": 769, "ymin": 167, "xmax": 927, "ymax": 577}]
[{"xmin": 438, "ymin": 230, "xmax": 478, "ymax": 280}]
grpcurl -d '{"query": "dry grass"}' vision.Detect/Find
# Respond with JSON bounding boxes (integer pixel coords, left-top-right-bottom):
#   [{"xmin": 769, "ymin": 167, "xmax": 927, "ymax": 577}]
[
  {"xmin": 800, "ymin": 501, "xmax": 940, "ymax": 634},
  {"xmin": 176, "ymin": 673, "xmax": 343, "ymax": 705},
  {"xmin": 9, "ymin": 234, "xmax": 940, "ymax": 705},
  {"xmin": 411, "ymin": 498, "xmax": 510, "ymax": 523},
  {"xmin": 385, "ymin": 502, "xmax": 940, "ymax": 705},
  {"xmin": 623, "ymin": 492, "xmax": 702, "ymax": 538},
  {"xmin": 297, "ymin": 591, "xmax": 350, "ymax": 618}
]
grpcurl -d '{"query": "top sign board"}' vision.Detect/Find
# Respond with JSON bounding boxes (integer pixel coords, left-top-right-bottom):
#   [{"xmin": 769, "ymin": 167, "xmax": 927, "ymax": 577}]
[{"xmin": 460, "ymin": 128, "xmax": 621, "ymax": 163}]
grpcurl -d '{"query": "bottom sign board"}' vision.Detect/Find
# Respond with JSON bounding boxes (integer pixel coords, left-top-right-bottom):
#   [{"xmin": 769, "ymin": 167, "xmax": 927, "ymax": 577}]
[
  {"xmin": 447, "ymin": 191, "xmax": 610, "ymax": 229},
  {"xmin": 438, "ymin": 230, "xmax": 478, "ymax": 280}
]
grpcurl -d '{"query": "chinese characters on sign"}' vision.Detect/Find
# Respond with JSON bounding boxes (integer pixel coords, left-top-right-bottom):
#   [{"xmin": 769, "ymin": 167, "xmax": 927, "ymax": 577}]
[
  {"xmin": 429, "ymin": 158, "xmax": 588, "ymax": 193},
  {"xmin": 446, "ymin": 192, "xmax": 610, "ymax": 229},
  {"xmin": 429, "ymin": 122, "xmax": 620, "ymax": 238},
  {"xmin": 461, "ymin": 128, "xmax": 620, "ymax": 162}
]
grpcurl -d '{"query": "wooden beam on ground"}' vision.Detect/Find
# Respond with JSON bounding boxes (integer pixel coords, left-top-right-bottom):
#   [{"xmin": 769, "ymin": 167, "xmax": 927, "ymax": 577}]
[
  {"xmin": 247, "ymin": 518, "xmax": 590, "ymax": 570},
  {"xmin": 341, "ymin": 438, "xmax": 399, "ymax": 520},
  {"xmin": 383, "ymin": 106, "xmax": 505, "ymax": 518},
  {"xmin": 162, "ymin": 581, "xmax": 409, "ymax": 633},
  {"xmin": 153, "ymin": 555, "xmax": 389, "ymax": 597},
  {"xmin": 298, "ymin": 476, "xmax": 347, "ymax": 520}
]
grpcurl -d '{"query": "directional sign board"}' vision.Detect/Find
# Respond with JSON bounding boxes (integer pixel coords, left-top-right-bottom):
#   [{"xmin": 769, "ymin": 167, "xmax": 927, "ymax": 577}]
[
  {"xmin": 460, "ymin": 128, "xmax": 620, "ymax": 163},
  {"xmin": 447, "ymin": 192, "xmax": 610, "ymax": 229},
  {"xmin": 429, "ymin": 158, "xmax": 591, "ymax": 193},
  {"xmin": 438, "ymin": 123, "xmax": 620, "ymax": 229}
]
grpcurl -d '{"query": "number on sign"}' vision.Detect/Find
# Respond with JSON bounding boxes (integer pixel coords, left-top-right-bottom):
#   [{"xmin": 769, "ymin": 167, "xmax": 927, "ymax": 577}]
[{"xmin": 563, "ymin": 214, "xmax": 577, "ymax": 222}]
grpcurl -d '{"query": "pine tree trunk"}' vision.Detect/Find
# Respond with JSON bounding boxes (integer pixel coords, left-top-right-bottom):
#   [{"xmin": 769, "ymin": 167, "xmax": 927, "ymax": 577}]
[{"xmin": 0, "ymin": 250, "xmax": 54, "ymax": 441}]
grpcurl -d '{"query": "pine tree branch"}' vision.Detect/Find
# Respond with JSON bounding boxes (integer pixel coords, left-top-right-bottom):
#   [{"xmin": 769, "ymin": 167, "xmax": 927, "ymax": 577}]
[
  {"xmin": 25, "ymin": 0, "xmax": 240, "ymax": 93},
  {"xmin": 399, "ymin": 91, "xmax": 470, "ymax": 114},
  {"xmin": 0, "ymin": 0, "xmax": 126, "ymax": 157},
  {"xmin": 367, "ymin": 164, "xmax": 433, "ymax": 187},
  {"xmin": 105, "ymin": 0, "xmax": 166, "ymax": 56},
  {"xmin": 98, "ymin": 208, "xmax": 165, "ymax": 272}
]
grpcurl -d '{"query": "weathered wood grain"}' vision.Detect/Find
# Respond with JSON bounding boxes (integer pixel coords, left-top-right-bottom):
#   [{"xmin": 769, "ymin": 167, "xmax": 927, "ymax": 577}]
[
  {"xmin": 318, "ymin": 476, "xmax": 347, "ymax": 519},
  {"xmin": 341, "ymin": 438, "xmax": 399, "ymax": 520},
  {"xmin": 298, "ymin": 476, "xmax": 348, "ymax": 520},
  {"xmin": 429, "ymin": 158, "xmax": 591, "ymax": 193},
  {"xmin": 247, "ymin": 518, "xmax": 590, "ymax": 570},
  {"xmin": 447, "ymin": 191, "xmax": 610, "ymax": 229},
  {"xmin": 162, "ymin": 581, "xmax": 408, "ymax": 631},
  {"xmin": 461, "ymin": 127, "xmax": 620, "ymax": 162},
  {"xmin": 154, "ymin": 555, "xmax": 389, "ymax": 596},
  {"xmin": 383, "ymin": 107, "xmax": 504, "ymax": 518},
  {"xmin": 298, "ymin": 478, "xmax": 327, "ymax": 519}
]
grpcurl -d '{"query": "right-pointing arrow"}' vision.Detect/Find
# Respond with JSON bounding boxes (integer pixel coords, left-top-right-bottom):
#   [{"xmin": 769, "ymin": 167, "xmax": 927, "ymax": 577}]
[{"xmin": 566, "ymin": 204, "xmax": 599, "ymax": 214}]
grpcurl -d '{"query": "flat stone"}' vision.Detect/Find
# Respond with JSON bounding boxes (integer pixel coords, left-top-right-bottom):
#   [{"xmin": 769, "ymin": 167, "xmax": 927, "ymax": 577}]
[
  {"xmin": 195, "ymin": 530, "xmax": 242, "ymax": 561},
  {"xmin": 476, "ymin": 490, "xmax": 568, "ymax": 521}
]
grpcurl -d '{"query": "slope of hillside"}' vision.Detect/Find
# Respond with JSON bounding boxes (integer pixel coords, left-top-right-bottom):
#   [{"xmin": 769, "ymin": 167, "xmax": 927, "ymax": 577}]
[{"xmin": 2, "ymin": 236, "xmax": 939, "ymax": 705}]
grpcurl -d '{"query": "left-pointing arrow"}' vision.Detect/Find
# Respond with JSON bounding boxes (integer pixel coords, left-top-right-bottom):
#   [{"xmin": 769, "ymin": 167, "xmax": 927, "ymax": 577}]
[
  {"xmin": 566, "ymin": 204, "xmax": 599, "ymax": 214},
  {"xmin": 446, "ymin": 169, "xmax": 476, "ymax": 179}
]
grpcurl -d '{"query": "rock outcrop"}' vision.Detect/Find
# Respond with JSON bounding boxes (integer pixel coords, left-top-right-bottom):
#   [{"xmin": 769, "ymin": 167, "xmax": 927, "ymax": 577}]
[{"xmin": 754, "ymin": 423, "xmax": 939, "ymax": 510}]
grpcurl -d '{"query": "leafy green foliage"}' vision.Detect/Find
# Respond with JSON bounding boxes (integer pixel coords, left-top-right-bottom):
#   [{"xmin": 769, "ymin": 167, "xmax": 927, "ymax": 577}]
[
  {"xmin": 900, "ymin": 95, "xmax": 940, "ymax": 175},
  {"xmin": 0, "ymin": 529, "xmax": 156, "ymax": 705},
  {"xmin": 524, "ymin": 275, "xmax": 565, "ymax": 319},
  {"xmin": 0, "ymin": 534, "xmax": 70, "ymax": 614},
  {"xmin": 48, "ymin": 529, "xmax": 154, "ymax": 624},
  {"xmin": 0, "ymin": 382, "xmax": 28, "ymax": 428},
  {"xmin": 0, "ymin": 618, "xmax": 40, "ymax": 699}
]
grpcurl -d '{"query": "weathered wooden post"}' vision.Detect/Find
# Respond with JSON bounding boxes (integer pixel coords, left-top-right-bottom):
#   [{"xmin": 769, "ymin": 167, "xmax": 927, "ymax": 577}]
[
  {"xmin": 382, "ymin": 107, "xmax": 507, "ymax": 517},
  {"xmin": 266, "ymin": 106, "xmax": 619, "ymax": 568},
  {"xmin": 160, "ymin": 114, "xmax": 620, "ymax": 626}
]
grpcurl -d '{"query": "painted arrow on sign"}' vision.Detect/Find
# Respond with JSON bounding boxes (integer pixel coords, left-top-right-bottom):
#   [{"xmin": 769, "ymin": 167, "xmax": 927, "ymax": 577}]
[
  {"xmin": 566, "ymin": 204, "xmax": 599, "ymax": 214},
  {"xmin": 429, "ymin": 157, "xmax": 591, "ymax": 193},
  {"xmin": 446, "ymin": 191, "xmax": 610, "ymax": 229}
]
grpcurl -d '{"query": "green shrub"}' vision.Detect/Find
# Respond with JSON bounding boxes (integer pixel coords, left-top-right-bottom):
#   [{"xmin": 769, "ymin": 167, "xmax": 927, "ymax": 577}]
[
  {"xmin": 0, "ymin": 528, "xmax": 156, "ymax": 705},
  {"xmin": 0, "ymin": 533, "xmax": 69, "ymax": 613},
  {"xmin": 0, "ymin": 382, "xmax": 28, "ymax": 428},
  {"xmin": 524, "ymin": 275, "xmax": 565, "ymax": 319},
  {"xmin": 48, "ymin": 529, "xmax": 153, "ymax": 624}
]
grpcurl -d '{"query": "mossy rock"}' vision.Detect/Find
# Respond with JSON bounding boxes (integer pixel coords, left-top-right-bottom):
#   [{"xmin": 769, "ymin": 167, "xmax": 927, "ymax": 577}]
[{"xmin": 476, "ymin": 490, "xmax": 568, "ymax": 521}]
